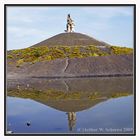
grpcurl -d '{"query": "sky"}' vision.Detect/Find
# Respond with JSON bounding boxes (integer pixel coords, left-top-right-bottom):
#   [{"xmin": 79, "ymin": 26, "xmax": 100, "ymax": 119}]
[{"xmin": 7, "ymin": 6, "xmax": 134, "ymax": 50}]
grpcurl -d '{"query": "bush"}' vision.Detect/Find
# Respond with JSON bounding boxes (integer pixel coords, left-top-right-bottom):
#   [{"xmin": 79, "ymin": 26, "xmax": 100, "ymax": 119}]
[
  {"xmin": 91, "ymin": 53, "xmax": 99, "ymax": 57},
  {"xmin": 16, "ymin": 59, "xmax": 24, "ymax": 67},
  {"xmin": 7, "ymin": 55, "xmax": 13, "ymax": 59},
  {"xmin": 49, "ymin": 48, "xmax": 65, "ymax": 59},
  {"xmin": 45, "ymin": 55, "xmax": 52, "ymax": 61},
  {"xmin": 111, "ymin": 46, "xmax": 133, "ymax": 55},
  {"xmin": 33, "ymin": 50, "xmax": 41, "ymax": 57},
  {"xmin": 9, "ymin": 45, "xmax": 133, "ymax": 65}
]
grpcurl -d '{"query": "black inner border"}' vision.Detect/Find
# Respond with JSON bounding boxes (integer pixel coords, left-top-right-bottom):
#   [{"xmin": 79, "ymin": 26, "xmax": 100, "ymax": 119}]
[{"xmin": 4, "ymin": 4, "xmax": 136, "ymax": 136}]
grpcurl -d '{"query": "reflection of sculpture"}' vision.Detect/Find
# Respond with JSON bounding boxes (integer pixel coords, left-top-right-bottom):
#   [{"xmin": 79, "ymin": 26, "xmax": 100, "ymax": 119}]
[
  {"xmin": 67, "ymin": 112, "xmax": 76, "ymax": 131},
  {"xmin": 8, "ymin": 77, "xmax": 133, "ymax": 133},
  {"xmin": 65, "ymin": 14, "xmax": 75, "ymax": 33}
]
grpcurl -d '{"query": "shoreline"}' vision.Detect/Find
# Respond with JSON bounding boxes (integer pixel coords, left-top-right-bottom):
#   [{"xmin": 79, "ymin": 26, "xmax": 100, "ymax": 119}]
[
  {"xmin": 31, "ymin": 74, "xmax": 133, "ymax": 79},
  {"xmin": 7, "ymin": 73, "xmax": 133, "ymax": 80}
]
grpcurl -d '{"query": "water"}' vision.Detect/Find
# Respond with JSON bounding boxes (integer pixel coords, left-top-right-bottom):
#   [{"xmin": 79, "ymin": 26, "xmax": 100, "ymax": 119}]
[{"xmin": 6, "ymin": 77, "xmax": 134, "ymax": 134}]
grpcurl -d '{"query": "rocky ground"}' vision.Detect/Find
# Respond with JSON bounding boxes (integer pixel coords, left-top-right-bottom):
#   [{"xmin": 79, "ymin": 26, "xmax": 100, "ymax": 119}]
[
  {"xmin": 31, "ymin": 32, "xmax": 110, "ymax": 47},
  {"xmin": 7, "ymin": 54, "xmax": 133, "ymax": 79}
]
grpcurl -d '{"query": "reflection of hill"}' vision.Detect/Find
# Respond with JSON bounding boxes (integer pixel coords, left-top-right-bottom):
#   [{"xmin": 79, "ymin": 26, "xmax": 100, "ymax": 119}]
[
  {"xmin": 8, "ymin": 77, "xmax": 133, "ymax": 94},
  {"xmin": 8, "ymin": 87, "xmax": 132, "ymax": 112},
  {"xmin": 8, "ymin": 77, "xmax": 133, "ymax": 112},
  {"xmin": 35, "ymin": 98, "xmax": 107, "ymax": 112}
]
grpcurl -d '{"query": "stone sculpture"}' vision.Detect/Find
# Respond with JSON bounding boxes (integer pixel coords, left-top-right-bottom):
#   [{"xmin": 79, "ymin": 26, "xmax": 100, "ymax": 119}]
[{"xmin": 65, "ymin": 14, "xmax": 75, "ymax": 32}]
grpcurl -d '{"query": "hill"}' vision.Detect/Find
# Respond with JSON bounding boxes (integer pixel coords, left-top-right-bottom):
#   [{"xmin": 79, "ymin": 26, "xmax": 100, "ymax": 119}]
[
  {"xmin": 31, "ymin": 32, "xmax": 110, "ymax": 47},
  {"xmin": 7, "ymin": 32, "xmax": 133, "ymax": 79}
]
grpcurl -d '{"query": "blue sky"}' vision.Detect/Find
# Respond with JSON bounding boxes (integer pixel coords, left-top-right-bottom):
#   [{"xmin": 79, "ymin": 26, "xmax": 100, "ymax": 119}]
[{"xmin": 7, "ymin": 6, "xmax": 134, "ymax": 50}]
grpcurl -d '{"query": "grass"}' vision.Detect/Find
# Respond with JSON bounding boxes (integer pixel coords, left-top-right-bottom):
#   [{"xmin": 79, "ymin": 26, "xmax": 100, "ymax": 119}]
[{"xmin": 7, "ymin": 45, "xmax": 133, "ymax": 67}]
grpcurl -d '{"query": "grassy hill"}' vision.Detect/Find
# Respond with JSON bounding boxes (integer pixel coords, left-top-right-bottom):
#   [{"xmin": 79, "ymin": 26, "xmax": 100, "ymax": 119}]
[
  {"xmin": 7, "ymin": 32, "xmax": 133, "ymax": 78},
  {"xmin": 7, "ymin": 45, "xmax": 133, "ymax": 67}
]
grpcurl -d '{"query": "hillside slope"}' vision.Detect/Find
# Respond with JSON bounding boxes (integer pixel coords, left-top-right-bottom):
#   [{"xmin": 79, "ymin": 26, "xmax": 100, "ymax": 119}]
[
  {"xmin": 7, "ymin": 32, "xmax": 133, "ymax": 79},
  {"xmin": 31, "ymin": 32, "xmax": 110, "ymax": 47},
  {"xmin": 7, "ymin": 54, "xmax": 133, "ymax": 79}
]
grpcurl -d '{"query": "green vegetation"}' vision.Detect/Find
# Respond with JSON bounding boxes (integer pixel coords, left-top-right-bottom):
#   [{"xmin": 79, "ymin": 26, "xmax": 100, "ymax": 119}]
[
  {"xmin": 16, "ymin": 59, "xmax": 24, "ymax": 67},
  {"xmin": 110, "ymin": 92, "xmax": 130, "ymax": 98},
  {"xmin": 8, "ymin": 88, "xmax": 131, "ymax": 102},
  {"xmin": 110, "ymin": 46, "xmax": 133, "ymax": 55},
  {"xmin": 8, "ymin": 89, "xmax": 99, "ymax": 101},
  {"xmin": 8, "ymin": 89, "xmax": 83, "ymax": 101},
  {"xmin": 7, "ymin": 55, "xmax": 13, "ymax": 59},
  {"xmin": 7, "ymin": 45, "xmax": 133, "ymax": 67},
  {"xmin": 88, "ymin": 92, "xmax": 100, "ymax": 100}
]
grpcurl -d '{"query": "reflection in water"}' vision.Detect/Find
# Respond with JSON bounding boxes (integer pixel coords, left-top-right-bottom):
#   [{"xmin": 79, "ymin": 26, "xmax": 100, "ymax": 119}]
[
  {"xmin": 67, "ymin": 112, "xmax": 76, "ymax": 131},
  {"xmin": 7, "ymin": 77, "xmax": 133, "ymax": 134}
]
